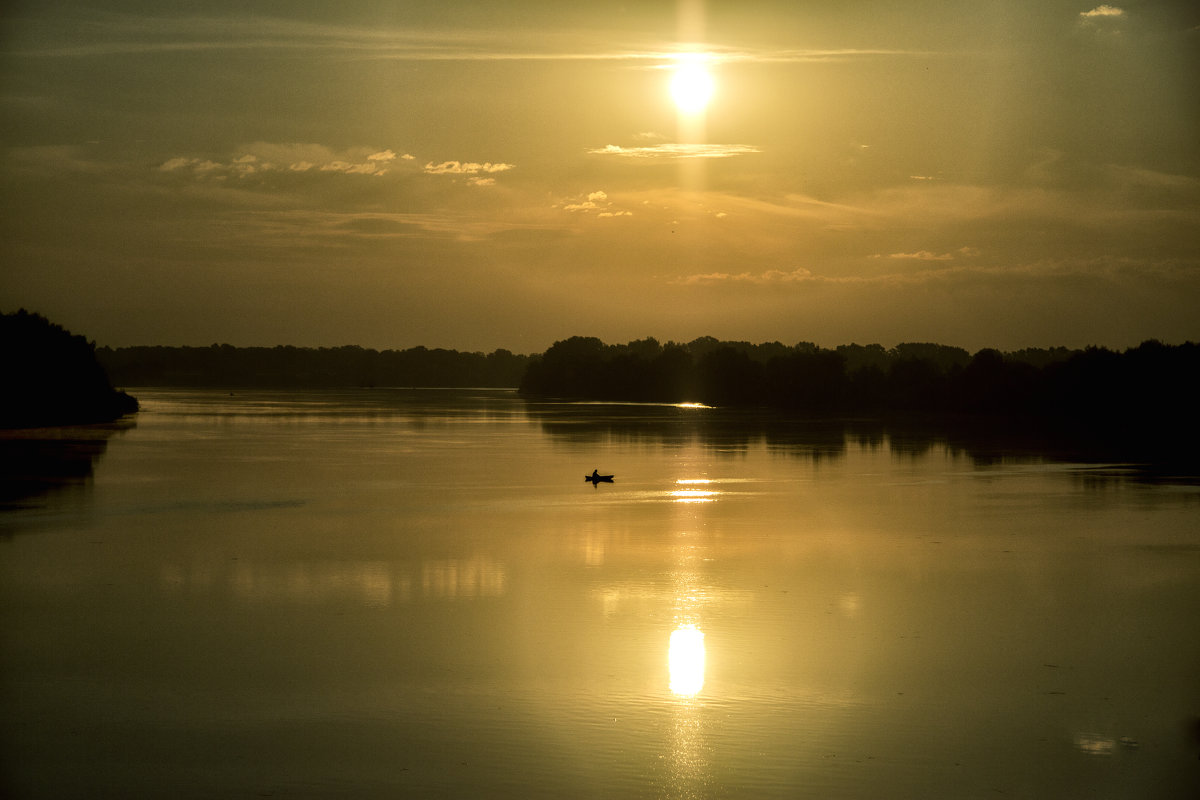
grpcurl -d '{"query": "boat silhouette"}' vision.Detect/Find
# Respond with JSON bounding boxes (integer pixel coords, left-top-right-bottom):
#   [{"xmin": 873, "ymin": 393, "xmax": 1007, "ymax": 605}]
[{"xmin": 585, "ymin": 469, "xmax": 614, "ymax": 485}]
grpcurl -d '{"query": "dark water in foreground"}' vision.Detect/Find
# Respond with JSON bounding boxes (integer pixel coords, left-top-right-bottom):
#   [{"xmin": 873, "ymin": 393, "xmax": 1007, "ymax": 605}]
[{"xmin": 2, "ymin": 389, "xmax": 1198, "ymax": 798}]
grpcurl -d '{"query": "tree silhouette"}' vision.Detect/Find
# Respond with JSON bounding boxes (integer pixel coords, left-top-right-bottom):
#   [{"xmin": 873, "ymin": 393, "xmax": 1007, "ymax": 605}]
[
  {"xmin": 517, "ymin": 335, "xmax": 1199, "ymax": 459},
  {"xmin": 99, "ymin": 342, "xmax": 531, "ymax": 388},
  {"xmin": 1, "ymin": 309, "xmax": 138, "ymax": 427}
]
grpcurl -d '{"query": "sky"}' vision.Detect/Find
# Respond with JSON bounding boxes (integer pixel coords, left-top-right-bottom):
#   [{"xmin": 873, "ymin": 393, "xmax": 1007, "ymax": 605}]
[{"xmin": 1, "ymin": 1, "xmax": 1198, "ymax": 353}]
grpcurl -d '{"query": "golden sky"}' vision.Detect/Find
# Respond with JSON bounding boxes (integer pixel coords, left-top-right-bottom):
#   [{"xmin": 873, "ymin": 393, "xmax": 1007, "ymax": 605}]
[{"xmin": 1, "ymin": 1, "xmax": 1197, "ymax": 351}]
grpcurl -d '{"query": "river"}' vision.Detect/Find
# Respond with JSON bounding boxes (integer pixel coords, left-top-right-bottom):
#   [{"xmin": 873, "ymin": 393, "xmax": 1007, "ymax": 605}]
[{"xmin": 2, "ymin": 388, "xmax": 1198, "ymax": 798}]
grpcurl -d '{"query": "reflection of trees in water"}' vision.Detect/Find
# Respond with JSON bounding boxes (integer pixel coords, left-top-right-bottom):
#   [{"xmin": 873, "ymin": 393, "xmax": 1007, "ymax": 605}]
[
  {"xmin": 885, "ymin": 414, "xmax": 1198, "ymax": 471},
  {"xmin": 525, "ymin": 401, "xmax": 1197, "ymax": 476},
  {"xmin": 1070, "ymin": 466, "xmax": 1200, "ymax": 496},
  {"xmin": 526, "ymin": 403, "xmax": 849, "ymax": 462},
  {"xmin": 0, "ymin": 423, "xmax": 130, "ymax": 508},
  {"xmin": 880, "ymin": 418, "xmax": 1071, "ymax": 464},
  {"xmin": 522, "ymin": 337, "xmax": 1200, "ymax": 463}
]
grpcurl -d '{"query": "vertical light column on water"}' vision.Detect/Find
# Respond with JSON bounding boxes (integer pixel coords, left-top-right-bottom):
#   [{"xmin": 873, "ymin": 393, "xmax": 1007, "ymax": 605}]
[{"xmin": 663, "ymin": 463, "xmax": 718, "ymax": 795}]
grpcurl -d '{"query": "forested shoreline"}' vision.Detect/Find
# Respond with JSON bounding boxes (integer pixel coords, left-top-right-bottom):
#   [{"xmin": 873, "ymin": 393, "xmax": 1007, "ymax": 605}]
[
  {"xmin": 98, "ymin": 344, "xmax": 531, "ymax": 388},
  {"xmin": 1, "ymin": 310, "xmax": 138, "ymax": 427},
  {"xmin": 7, "ymin": 306, "xmax": 1198, "ymax": 458},
  {"xmin": 518, "ymin": 336, "xmax": 1199, "ymax": 457}
]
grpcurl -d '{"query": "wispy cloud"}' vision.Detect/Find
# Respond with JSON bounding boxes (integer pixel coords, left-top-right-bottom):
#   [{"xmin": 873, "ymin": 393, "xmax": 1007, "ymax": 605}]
[
  {"xmin": 424, "ymin": 161, "xmax": 514, "ymax": 175},
  {"xmin": 588, "ymin": 143, "xmax": 761, "ymax": 160},
  {"xmin": 886, "ymin": 251, "xmax": 955, "ymax": 261},
  {"xmin": 11, "ymin": 12, "xmax": 940, "ymax": 65},
  {"xmin": 238, "ymin": 209, "xmax": 556, "ymax": 244},
  {"xmin": 10, "ymin": 14, "xmax": 500, "ymax": 59},
  {"xmin": 672, "ymin": 256, "xmax": 1194, "ymax": 290},
  {"xmin": 674, "ymin": 268, "xmax": 817, "ymax": 286},
  {"xmin": 558, "ymin": 189, "xmax": 633, "ymax": 217},
  {"xmin": 1080, "ymin": 5, "xmax": 1125, "ymax": 19},
  {"xmin": 1079, "ymin": 5, "xmax": 1126, "ymax": 32},
  {"xmin": 1102, "ymin": 164, "xmax": 1198, "ymax": 190},
  {"xmin": 159, "ymin": 144, "xmax": 416, "ymax": 178},
  {"xmin": 880, "ymin": 247, "xmax": 980, "ymax": 261},
  {"xmin": 158, "ymin": 145, "xmax": 519, "ymax": 184}
]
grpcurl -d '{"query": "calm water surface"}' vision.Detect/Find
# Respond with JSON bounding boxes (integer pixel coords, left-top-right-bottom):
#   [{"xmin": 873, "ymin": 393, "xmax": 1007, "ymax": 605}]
[{"xmin": 2, "ymin": 389, "xmax": 1198, "ymax": 798}]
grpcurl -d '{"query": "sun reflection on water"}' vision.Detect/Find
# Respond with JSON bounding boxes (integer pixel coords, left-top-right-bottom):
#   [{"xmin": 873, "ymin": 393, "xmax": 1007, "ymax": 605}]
[
  {"xmin": 659, "ymin": 458, "xmax": 717, "ymax": 793},
  {"xmin": 669, "ymin": 625, "xmax": 707, "ymax": 697},
  {"xmin": 671, "ymin": 478, "xmax": 719, "ymax": 504},
  {"xmin": 670, "ymin": 489, "xmax": 717, "ymax": 504}
]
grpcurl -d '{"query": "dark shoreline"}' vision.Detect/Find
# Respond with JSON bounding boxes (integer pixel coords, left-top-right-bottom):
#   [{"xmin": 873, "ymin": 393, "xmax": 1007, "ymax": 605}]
[
  {"xmin": 1, "ymin": 309, "xmax": 139, "ymax": 430},
  {"xmin": 0, "ymin": 390, "xmax": 139, "ymax": 430},
  {"xmin": 517, "ymin": 336, "xmax": 1199, "ymax": 464}
]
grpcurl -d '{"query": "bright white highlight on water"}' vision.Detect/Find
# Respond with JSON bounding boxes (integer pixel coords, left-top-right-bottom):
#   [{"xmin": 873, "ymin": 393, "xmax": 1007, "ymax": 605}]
[
  {"xmin": 670, "ymin": 489, "xmax": 717, "ymax": 504},
  {"xmin": 669, "ymin": 625, "xmax": 706, "ymax": 696},
  {"xmin": 671, "ymin": 478, "xmax": 717, "ymax": 503}
]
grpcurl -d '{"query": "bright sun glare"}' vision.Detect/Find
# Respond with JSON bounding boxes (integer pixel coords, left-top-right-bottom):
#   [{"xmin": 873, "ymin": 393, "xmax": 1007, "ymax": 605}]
[
  {"xmin": 670, "ymin": 62, "xmax": 714, "ymax": 114},
  {"xmin": 668, "ymin": 625, "xmax": 706, "ymax": 696}
]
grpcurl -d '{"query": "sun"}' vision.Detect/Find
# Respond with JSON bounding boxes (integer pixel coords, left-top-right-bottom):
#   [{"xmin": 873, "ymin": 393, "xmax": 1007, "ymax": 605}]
[{"xmin": 670, "ymin": 62, "xmax": 714, "ymax": 115}]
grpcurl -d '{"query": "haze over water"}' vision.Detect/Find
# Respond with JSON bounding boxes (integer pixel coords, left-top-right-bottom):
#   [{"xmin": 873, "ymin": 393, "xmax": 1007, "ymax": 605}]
[{"xmin": 2, "ymin": 389, "xmax": 1198, "ymax": 798}]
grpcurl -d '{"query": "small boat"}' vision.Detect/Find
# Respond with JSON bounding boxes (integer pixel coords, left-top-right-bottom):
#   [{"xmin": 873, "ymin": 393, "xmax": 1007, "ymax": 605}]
[{"xmin": 586, "ymin": 470, "xmax": 614, "ymax": 484}]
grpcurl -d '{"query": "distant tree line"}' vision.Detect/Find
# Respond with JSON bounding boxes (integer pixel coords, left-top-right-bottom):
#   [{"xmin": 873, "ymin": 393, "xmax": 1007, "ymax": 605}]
[
  {"xmin": 1, "ymin": 309, "xmax": 138, "ymax": 427},
  {"xmin": 519, "ymin": 336, "xmax": 1199, "ymax": 455},
  {"xmin": 98, "ymin": 343, "xmax": 531, "ymax": 388},
  {"xmin": 10, "ymin": 305, "xmax": 1196, "ymax": 457}
]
